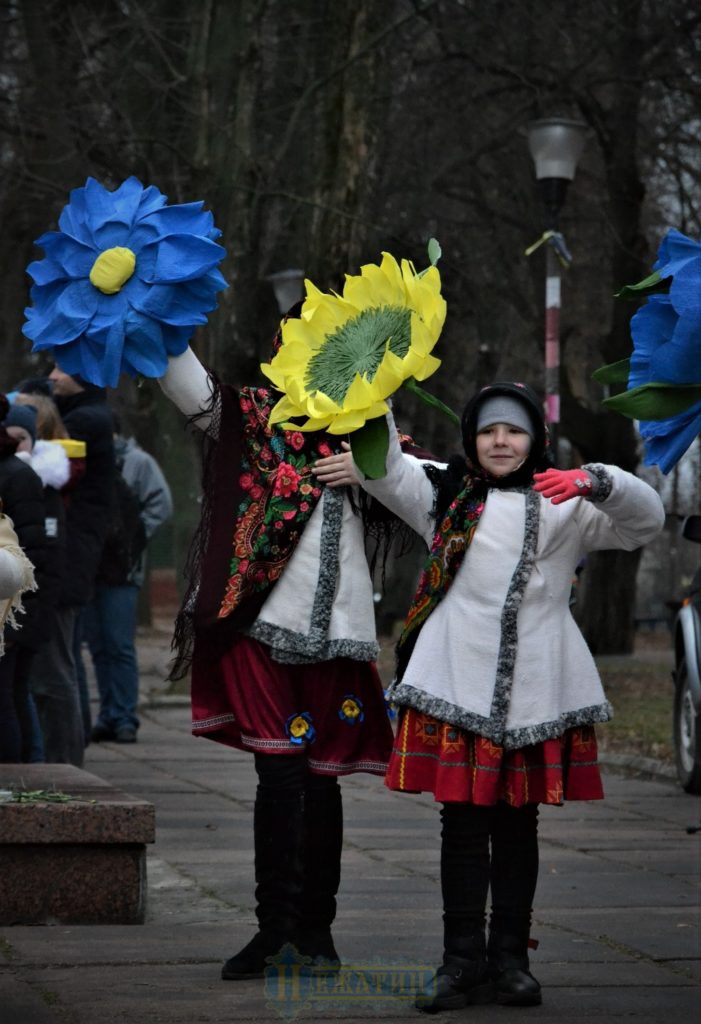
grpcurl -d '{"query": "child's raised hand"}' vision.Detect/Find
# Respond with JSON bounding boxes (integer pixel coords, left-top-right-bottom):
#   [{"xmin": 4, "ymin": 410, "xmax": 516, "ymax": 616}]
[
  {"xmin": 533, "ymin": 468, "xmax": 593, "ymax": 504},
  {"xmin": 312, "ymin": 442, "xmax": 360, "ymax": 487}
]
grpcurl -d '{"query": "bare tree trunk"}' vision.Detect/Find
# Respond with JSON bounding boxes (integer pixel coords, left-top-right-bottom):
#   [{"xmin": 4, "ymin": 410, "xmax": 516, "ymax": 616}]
[{"xmin": 568, "ymin": 0, "xmax": 648, "ymax": 654}]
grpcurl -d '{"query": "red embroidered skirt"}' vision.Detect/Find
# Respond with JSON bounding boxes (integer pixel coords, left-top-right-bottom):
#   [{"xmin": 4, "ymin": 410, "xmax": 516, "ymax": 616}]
[
  {"xmin": 191, "ymin": 635, "xmax": 393, "ymax": 776},
  {"xmin": 386, "ymin": 708, "xmax": 604, "ymax": 805}
]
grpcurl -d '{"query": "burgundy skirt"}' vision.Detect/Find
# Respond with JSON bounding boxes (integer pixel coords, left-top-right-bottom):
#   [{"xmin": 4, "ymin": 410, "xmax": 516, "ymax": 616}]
[
  {"xmin": 386, "ymin": 708, "xmax": 604, "ymax": 806},
  {"xmin": 191, "ymin": 635, "xmax": 393, "ymax": 776}
]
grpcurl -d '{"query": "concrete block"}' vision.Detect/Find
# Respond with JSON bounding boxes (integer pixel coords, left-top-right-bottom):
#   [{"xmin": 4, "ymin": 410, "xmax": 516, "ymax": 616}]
[{"xmin": 0, "ymin": 764, "xmax": 154, "ymax": 925}]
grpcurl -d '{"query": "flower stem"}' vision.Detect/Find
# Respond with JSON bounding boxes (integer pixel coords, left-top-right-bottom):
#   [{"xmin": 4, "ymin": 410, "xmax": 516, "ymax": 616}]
[{"xmin": 403, "ymin": 377, "xmax": 460, "ymax": 426}]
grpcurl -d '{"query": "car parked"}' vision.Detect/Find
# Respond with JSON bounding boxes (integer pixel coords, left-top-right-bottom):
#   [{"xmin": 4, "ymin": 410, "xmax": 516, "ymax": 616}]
[{"xmin": 672, "ymin": 515, "xmax": 701, "ymax": 793}]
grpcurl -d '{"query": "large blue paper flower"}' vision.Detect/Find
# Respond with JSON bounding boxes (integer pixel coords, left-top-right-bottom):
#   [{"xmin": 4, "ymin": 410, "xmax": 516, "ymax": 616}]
[
  {"xmin": 596, "ymin": 228, "xmax": 701, "ymax": 474},
  {"xmin": 22, "ymin": 176, "xmax": 227, "ymax": 387},
  {"xmin": 628, "ymin": 290, "xmax": 701, "ymax": 473}
]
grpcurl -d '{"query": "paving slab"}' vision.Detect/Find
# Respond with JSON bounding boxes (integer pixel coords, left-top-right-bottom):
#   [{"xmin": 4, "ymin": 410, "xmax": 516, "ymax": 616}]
[{"xmin": 0, "ymin": 629, "xmax": 698, "ymax": 1023}]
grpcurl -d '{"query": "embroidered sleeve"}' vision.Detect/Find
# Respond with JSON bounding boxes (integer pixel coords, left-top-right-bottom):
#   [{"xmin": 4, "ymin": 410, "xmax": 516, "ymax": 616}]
[{"xmin": 582, "ymin": 463, "xmax": 613, "ymax": 503}]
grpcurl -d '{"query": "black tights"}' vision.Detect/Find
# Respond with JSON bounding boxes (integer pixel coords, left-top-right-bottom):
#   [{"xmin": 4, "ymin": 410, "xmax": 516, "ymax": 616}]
[
  {"xmin": 253, "ymin": 751, "xmax": 339, "ymax": 797},
  {"xmin": 252, "ymin": 753, "xmax": 343, "ymax": 935},
  {"xmin": 441, "ymin": 801, "xmax": 539, "ymax": 952}
]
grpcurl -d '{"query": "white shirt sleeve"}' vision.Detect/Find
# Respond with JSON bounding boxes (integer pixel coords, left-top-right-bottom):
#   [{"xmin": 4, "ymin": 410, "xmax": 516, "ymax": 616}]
[
  {"xmin": 352, "ymin": 412, "xmax": 443, "ymax": 546},
  {"xmin": 575, "ymin": 465, "xmax": 665, "ymax": 552},
  {"xmin": 158, "ymin": 347, "xmax": 215, "ymax": 430}
]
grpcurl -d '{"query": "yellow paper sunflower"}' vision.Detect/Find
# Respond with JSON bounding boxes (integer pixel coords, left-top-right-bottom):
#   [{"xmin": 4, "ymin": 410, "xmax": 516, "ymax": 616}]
[{"xmin": 261, "ymin": 251, "xmax": 447, "ymax": 434}]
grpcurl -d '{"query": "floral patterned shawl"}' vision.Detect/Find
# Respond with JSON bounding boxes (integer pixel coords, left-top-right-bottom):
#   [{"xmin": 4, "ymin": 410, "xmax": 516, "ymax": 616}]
[{"xmin": 170, "ymin": 378, "xmax": 342, "ymax": 678}]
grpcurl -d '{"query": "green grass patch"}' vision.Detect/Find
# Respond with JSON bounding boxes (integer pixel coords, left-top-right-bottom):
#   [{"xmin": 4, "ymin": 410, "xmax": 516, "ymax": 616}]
[{"xmin": 596, "ymin": 655, "xmax": 674, "ymax": 763}]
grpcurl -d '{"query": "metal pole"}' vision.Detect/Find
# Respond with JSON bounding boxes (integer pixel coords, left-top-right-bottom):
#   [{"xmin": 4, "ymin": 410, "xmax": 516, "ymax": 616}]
[{"xmin": 544, "ymin": 243, "xmax": 560, "ymax": 454}]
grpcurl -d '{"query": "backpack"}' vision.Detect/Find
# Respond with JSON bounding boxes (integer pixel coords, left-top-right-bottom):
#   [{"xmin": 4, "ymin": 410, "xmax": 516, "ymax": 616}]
[{"xmin": 97, "ymin": 464, "xmax": 147, "ymax": 585}]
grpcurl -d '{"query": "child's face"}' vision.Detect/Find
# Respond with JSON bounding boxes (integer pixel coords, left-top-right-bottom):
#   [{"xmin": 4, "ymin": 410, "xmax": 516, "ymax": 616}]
[
  {"xmin": 6, "ymin": 426, "xmax": 33, "ymax": 453},
  {"xmin": 475, "ymin": 422, "xmax": 531, "ymax": 477}
]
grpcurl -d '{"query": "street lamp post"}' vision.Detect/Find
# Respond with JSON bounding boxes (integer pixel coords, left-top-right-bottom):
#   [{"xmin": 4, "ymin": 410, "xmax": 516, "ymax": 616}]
[
  {"xmin": 266, "ymin": 268, "xmax": 306, "ymax": 315},
  {"xmin": 527, "ymin": 118, "xmax": 588, "ymax": 451}
]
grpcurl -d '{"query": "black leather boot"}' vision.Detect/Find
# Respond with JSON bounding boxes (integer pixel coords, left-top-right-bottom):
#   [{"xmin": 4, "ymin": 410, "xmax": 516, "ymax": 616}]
[
  {"xmin": 296, "ymin": 776, "xmax": 342, "ymax": 972},
  {"xmin": 416, "ymin": 933, "xmax": 494, "ymax": 1013},
  {"xmin": 222, "ymin": 787, "xmax": 305, "ymax": 980},
  {"xmin": 416, "ymin": 954, "xmax": 493, "ymax": 1013},
  {"xmin": 487, "ymin": 931, "xmax": 542, "ymax": 1006}
]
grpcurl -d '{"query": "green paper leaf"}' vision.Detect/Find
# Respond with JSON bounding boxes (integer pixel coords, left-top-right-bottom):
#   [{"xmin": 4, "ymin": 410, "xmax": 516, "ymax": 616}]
[
  {"xmin": 352, "ymin": 415, "xmax": 390, "ymax": 480},
  {"xmin": 403, "ymin": 377, "xmax": 460, "ymax": 425},
  {"xmin": 603, "ymin": 382, "xmax": 701, "ymax": 420},
  {"xmin": 427, "ymin": 237, "xmax": 442, "ymax": 266},
  {"xmin": 592, "ymin": 358, "xmax": 631, "ymax": 385},
  {"xmin": 614, "ymin": 270, "xmax": 669, "ymax": 300}
]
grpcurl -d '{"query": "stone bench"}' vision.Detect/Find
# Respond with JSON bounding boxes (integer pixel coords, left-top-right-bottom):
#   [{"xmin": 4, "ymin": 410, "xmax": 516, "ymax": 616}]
[{"xmin": 0, "ymin": 763, "xmax": 155, "ymax": 925}]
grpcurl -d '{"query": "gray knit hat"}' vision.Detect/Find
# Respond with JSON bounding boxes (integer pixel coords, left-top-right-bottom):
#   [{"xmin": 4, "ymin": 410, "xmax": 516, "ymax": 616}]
[{"xmin": 476, "ymin": 395, "xmax": 535, "ymax": 437}]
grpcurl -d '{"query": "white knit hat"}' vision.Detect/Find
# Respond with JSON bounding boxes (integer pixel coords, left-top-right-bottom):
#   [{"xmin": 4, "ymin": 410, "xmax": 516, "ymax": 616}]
[{"xmin": 476, "ymin": 396, "xmax": 534, "ymax": 437}]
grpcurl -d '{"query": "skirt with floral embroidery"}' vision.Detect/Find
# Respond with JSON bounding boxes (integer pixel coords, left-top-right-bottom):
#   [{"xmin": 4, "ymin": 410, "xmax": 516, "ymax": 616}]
[
  {"xmin": 385, "ymin": 708, "xmax": 604, "ymax": 805},
  {"xmin": 190, "ymin": 635, "xmax": 393, "ymax": 776}
]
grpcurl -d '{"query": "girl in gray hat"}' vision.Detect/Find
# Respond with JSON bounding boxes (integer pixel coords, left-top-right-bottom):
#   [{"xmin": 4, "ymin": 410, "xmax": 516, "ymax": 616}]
[{"xmin": 314, "ymin": 380, "xmax": 665, "ymax": 1012}]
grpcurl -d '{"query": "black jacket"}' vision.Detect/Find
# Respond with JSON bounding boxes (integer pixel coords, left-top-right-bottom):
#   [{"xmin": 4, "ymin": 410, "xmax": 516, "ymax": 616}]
[
  {"xmin": 0, "ymin": 454, "xmax": 49, "ymax": 647},
  {"xmin": 54, "ymin": 386, "xmax": 116, "ymax": 606}
]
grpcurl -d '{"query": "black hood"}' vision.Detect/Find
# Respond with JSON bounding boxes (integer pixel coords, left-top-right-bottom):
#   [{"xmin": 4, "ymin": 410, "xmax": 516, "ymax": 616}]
[{"xmin": 460, "ymin": 381, "xmax": 555, "ymax": 485}]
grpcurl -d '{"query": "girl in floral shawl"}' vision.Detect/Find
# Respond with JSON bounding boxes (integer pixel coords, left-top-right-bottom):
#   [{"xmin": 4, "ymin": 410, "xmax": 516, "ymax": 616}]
[
  {"xmin": 158, "ymin": 320, "xmax": 409, "ymax": 982},
  {"xmin": 315, "ymin": 380, "xmax": 664, "ymax": 1012}
]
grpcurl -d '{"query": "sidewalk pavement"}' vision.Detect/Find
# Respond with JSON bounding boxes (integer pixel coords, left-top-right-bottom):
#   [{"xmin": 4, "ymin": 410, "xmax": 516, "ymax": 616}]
[{"xmin": 1, "ymin": 624, "xmax": 700, "ymax": 1024}]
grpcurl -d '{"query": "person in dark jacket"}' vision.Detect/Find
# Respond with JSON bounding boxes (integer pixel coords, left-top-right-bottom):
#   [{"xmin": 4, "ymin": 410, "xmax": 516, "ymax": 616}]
[
  {"xmin": 26, "ymin": 366, "xmax": 115, "ymax": 765},
  {"xmin": 0, "ymin": 400, "xmax": 48, "ymax": 763},
  {"xmin": 4, "ymin": 401, "xmax": 71, "ymax": 762},
  {"xmin": 85, "ymin": 414, "xmax": 173, "ymax": 743}
]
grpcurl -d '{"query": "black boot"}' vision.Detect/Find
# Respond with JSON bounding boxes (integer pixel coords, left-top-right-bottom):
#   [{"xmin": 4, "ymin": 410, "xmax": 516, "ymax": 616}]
[
  {"xmin": 296, "ymin": 776, "xmax": 342, "ymax": 971},
  {"xmin": 488, "ymin": 931, "xmax": 542, "ymax": 1006},
  {"xmin": 488, "ymin": 802, "xmax": 541, "ymax": 1005},
  {"xmin": 222, "ymin": 785, "xmax": 305, "ymax": 980},
  {"xmin": 416, "ymin": 936, "xmax": 493, "ymax": 1013}
]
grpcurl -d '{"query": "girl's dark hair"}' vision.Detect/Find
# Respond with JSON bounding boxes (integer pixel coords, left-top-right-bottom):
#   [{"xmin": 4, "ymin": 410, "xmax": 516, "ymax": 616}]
[{"xmin": 429, "ymin": 381, "xmax": 555, "ymax": 522}]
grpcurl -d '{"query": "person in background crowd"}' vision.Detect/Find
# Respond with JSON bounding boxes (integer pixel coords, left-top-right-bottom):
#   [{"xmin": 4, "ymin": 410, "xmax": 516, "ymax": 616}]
[
  {"xmin": 0, "ymin": 396, "xmax": 47, "ymax": 763},
  {"xmin": 4, "ymin": 401, "xmax": 70, "ymax": 763},
  {"xmin": 14, "ymin": 391, "xmax": 69, "ymax": 440},
  {"xmin": 83, "ymin": 412, "xmax": 173, "ymax": 744},
  {"xmin": 26, "ymin": 366, "xmax": 115, "ymax": 765}
]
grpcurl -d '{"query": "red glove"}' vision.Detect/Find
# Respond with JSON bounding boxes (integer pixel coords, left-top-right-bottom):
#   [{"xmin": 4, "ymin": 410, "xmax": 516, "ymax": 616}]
[{"xmin": 533, "ymin": 468, "xmax": 593, "ymax": 504}]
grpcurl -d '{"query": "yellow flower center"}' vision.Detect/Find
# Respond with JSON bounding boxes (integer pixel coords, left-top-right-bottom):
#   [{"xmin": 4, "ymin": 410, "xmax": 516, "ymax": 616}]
[
  {"xmin": 89, "ymin": 246, "xmax": 136, "ymax": 295},
  {"xmin": 290, "ymin": 717, "xmax": 308, "ymax": 738},
  {"xmin": 305, "ymin": 305, "xmax": 411, "ymax": 403},
  {"xmin": 341, "ymin": 700, "xmax": 359, "ymax": 719}
]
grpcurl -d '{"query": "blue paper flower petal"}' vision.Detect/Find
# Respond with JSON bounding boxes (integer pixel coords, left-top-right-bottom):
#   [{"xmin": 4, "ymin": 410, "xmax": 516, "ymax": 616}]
[
  {"xmin": 141, "ymin": 201, "xmax": 212, "ymax": 236},
  {"xmin": 669, "ymin": 257, "xmax": 701, "ymax": 316},
  {"xmin": 82, "ymin": 319, "xmax": 126, "ymax": 388},
  {"xmin": 653, "ymin": 228, "xmax": 701, "ymax": 277},
  {"xmin": 122, "ymin": 315, "xmax": 170, "ymax": 378},
  {"xmin": 649, "ymin": 314, "xmax": 701, "ymax": 385},
  {"xmin": 639, "ymin": 400, "xmax": 701, "ymax": 474},
  {"xmin": 629, "ymin": 295, "xmax": 676, "ymax": 387},
  {"xmin": 22, "ymin": 176, "xmax": 228, "ymax": 386},
  {"xmin": 26, "ymin": 258, "xmax": 68, "ymax": 287},
  {"xmin": 618, "ymin": 228, "xmax": 701, "ymax": 473},
  {"xmin": 139, "ymin": 235, "xmax": 227, "ymax": 284},
  {"xmin": 130, "ymin": 283, "xmax": 208, "ymax": 326}
]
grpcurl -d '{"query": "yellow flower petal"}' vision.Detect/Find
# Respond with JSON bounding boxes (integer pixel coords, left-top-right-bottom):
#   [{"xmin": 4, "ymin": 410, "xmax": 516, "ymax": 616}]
[
  {"xmin": 290, "ymin": 415, "xmax": 334, "ymax": 432},
  {"xmin": 343, "ymin": 372, "xmax": 377, "ymax": 411},
  {"xmin": 413, "ymin": 353, "xmax": 442, "ymax": 382},
  {"xmin": 269, "ymin": 394, "xmax": 306, "ymax": 425},
  {"xmin": 306, "ymin": 390, "xmax": 342, "ymax": 419},
  {"xmin": 371, "ymin": 347, "xmax": 406, "ymax": 397}
]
